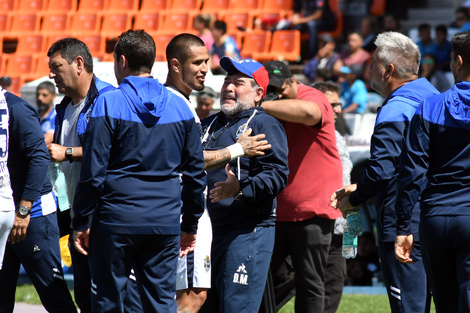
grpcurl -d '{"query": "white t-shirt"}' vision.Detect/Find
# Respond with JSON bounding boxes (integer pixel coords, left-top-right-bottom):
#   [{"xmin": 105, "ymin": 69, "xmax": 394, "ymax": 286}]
[
  {"xmin": 0, "ymin": 88, "xmax": 14, "ymax": 212},
  {"xmin": 59, "ymin": 97, "xmax": 86, "ymax": 211}
]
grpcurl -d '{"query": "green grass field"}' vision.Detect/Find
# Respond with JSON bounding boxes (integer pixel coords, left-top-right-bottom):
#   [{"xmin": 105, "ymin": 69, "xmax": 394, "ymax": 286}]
[{"xmin": 16, "ymin": 284, "xmax": 436, "ymax": 313}]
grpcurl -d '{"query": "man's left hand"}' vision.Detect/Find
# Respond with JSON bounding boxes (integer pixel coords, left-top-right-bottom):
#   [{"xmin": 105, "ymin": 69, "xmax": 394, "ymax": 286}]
[
  {"xmin": 8, "ymin": 214, "xmax": 30, "ymax": 244},
  {"xmin": 180, "ymin": 232, "xmax": 197, "ymax": 257},
  {"xmin": 209, "ymin": 164, "xmax": 240, "ymax": 203},
  {"xmin": 73, "ymin": 229, "xmax": 90, "ymax": 256}
]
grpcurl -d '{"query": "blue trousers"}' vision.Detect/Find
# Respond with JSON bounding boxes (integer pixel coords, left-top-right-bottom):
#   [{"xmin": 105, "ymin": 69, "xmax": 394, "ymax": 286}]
[
  {"xmin": 0, "ymin": 212, "xmax": 77, "ymax": 313},
  {"xmin": 420, "ymin": 215, "xmax": 470, "ymax": 313},
  {"xmin": 88, "ymin": 230, "xmax": 179, "ymax": 313},
  {"xmin": 378, "ymin": 241, "xmax": 430, "ymax": 313},
  {"xmin": 200, "ymin": 226, "xmax": 275, "ymax": 313}
]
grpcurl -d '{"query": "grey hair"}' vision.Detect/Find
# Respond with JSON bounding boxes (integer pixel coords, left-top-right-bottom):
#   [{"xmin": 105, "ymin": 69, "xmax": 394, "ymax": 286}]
[{"xmin": 374, "ymin": 31, "xmax": 420, "ymax": 78}]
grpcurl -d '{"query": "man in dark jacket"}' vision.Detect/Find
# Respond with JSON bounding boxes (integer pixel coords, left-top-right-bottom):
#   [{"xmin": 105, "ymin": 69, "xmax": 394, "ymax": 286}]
[{"xmin": 331, "ymin": 31, "xmax": 439, "ymax": 313}]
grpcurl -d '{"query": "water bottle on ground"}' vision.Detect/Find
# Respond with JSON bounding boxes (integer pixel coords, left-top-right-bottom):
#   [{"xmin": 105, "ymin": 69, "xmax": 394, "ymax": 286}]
[
  {"xmin": 342, "ymin": 224, "xmax": 358, "ymax": 259},
  {"xmin": 48, "ymin": 162, "xmax": 70, "ymax": 211},
  {"xmin": 346, "ymin": 211, "xmax": 364, "ymax": 237}
]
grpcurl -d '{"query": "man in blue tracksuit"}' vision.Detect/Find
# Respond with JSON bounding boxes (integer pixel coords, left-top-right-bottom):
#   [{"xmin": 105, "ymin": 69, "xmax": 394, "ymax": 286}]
[
  {"xmin": 395, "ymin": 30, "xmax": 470, "ymax": 313},
  {"xmin": 72, "ymin": 30, "xmax": 206, "ymax": 313},
  {"xmin": 46, "ymin": 37, "xmax": 140, "ymax": 313},
  {"xmin": 1, "ymin": 91, "xmax": 77, "ymax": 312},
  {"xmin": 331, "ymin": 32, "xmax": 439, "ymax": 313},
  {"xmin": 199, "ymin": 57, "xmax": 289, "ymax": 313}
]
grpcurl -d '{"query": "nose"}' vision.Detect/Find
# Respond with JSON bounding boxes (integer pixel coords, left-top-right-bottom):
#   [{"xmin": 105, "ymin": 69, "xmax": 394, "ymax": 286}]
[{"xmin": 49, "ymin": 71, "xmax": 55, "ymax": 79}]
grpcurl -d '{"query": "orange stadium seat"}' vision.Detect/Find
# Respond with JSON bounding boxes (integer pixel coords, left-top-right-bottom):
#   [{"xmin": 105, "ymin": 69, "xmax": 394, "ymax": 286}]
[
  {"xmin": 229, "ymin": 0, "xmax": 260, "ymax": 11},
  {"xmin": 254, "ymin": 29, "xmax": 300, "ymax": 62},
  {"xmin": 7, "ymin": 13, "xmax": 40, "ymax": 37},
  {"xmin": 221, "ymin": 11, "xmax": 254, "ymax": 33},
  {"xmin": 201, "ymin": 0, "xmax": 230, "ymax": 13},
  {"xmin": 7, "ymin": 76, "xmax": 25, "ymax": 95},
  {"xmin": 168, "ymin": 0, "xmax": 201, "ymax": 12},
  {"xmin": 40, "ymin": 13, "xmax": 70, "ymax": 35},
  {"xmin": 140, "ymin": 0, "xmax": 170, "ymax": 11},
  {"xmin": 45, "ymin": 33, "xmax": 71, "ymax": 52},
  {"xmin": 77, "ymin": 0, "xmax": 107, "ymax": 12},
  {"xmin": 68, "ymin": 13, "xmax": 100, "ymax": 35},
  {"xmin": 76, "ymin": 34, "xmax": 105, "ymax": 59},
  {"xmin": 3, "ymin": 54, "xmax": 34, "ymax": 77},
  {"xmin": 16, "ymin": 0, "xmax": 46, "ymax": 12},
  {"xmin": 153, "ymin": 32, "xmax": 177, "ymax": 61},
  {"xmin": 0, "ymin": 0, "xmax": 17, "ymax": 11},
  {"xmin": 100, "ymin": 12, "xmax": 132, "ymax": 38},
  {"xmin": 45, "ymin": 0, "xmax": 76, "ymax": 12},
  {"xmin": 16, "ymin": 34, "xmax": 44, "ymax": 55},
  {"xmin": 0, "ymin": 38, "xmax": 3, "ymax": 56},
  {"xmin": 160, "ymin": 11, "xmax": 194, "ymax": 33},
  {"xmin": 107, "ymin": 0, "xmax": 139, "ymax": 13},
  {"xmin": 0, "ymin": 13, "xmax": 10, "ymax": 33},
  {"xmin": 240, "ymin": 30, "xmax": 271, "ymax": 59},
  {"xmin": 133, "ymin": 12, "xmax": 161, "ymax": 34},
  {"xmin": 33, "ymin": 55, "xmax": 51, "ymax": 77},
  {"xmin": 317, "ymin": 0, "xmax": 343, "ymax": 39},
  {"xmin": 260, "ymin": 0, "xmax": 293, "ymax": 16}
]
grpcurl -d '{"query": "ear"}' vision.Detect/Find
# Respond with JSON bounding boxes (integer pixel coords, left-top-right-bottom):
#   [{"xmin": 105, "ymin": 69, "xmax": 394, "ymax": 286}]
[
  {"xmin": 75, "ymin": 56, "xmax": 85, "ymax": 75},
  {"xmin": 254, "ymin": 86, "xmax": 264, "ymax": 103},
  {"xmin": 384, "ymin": 63, "xmax": 395, "ymax": 79},
  {"xmin": 170, "ymin": 58, "xmax": 180, "ymax": 73},
  {"xmin": 457, "ymin": 54, "xmax": 464, "ymax": 70}
]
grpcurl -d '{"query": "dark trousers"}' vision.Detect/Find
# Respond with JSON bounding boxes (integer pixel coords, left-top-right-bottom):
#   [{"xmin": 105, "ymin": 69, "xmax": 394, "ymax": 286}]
[
  {"xmin": 324, "ymin": 233, "xmax": 346, "ymax": 313},
  {"xmin": 0, "ymin": 212, "xmax": 77, "ymax": 313},
  {"xmin": 378, "ymin": 241, "xmax": 430, "ymax": 313},
  {"xmin": 88, "ymin": 231, "xmax": 179, "ymax": 313},
  {"xmin": 272, "ymin": 216, "xmax": 334, "ymax": 313}
]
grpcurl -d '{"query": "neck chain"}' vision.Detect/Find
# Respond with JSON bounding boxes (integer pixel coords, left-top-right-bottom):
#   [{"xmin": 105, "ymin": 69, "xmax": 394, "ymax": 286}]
[{"xmin": 204, "ymin": 118, "xmax": 230, "ymax": 150}]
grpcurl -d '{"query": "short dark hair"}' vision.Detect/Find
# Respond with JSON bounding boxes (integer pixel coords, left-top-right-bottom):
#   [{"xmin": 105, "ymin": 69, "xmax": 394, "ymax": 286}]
[
  {"xmin": 37, "ymin": 81, "xmax": 56, "ymax": 95},
  {"xmin": 47, "ymin": 37, "xmax": 94, "ymax": 73},
  {"xmin": 456, "ymin": 7, "xmax": 470, "ymax": 19},
  {"xmin": 213, "ymin": 20, "xmax": 227, "ymax": 35},
  {"xmin": 312, "ymin": 81, "xmax": 340, "ymax": 94},
  {"xmin": 435, "ymin": 24, "xmax": 447, "ymax": 35},
  {"xmin": 166, "ymin": 33, "xmax": 205, "ymax": 66},
  {"xmin": 115, "ymin": 29, "xmax": 155, "ymax": 73},
  {"xmin": 418, "ymin": 23, "xmax": 431, "ymax": 32},
  {"xmin": 451, "ymin": 30, "xmax": 470, "ymax": 67}
]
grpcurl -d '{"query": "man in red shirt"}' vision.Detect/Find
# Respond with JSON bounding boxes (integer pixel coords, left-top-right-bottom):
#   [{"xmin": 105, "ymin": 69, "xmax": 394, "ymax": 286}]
[{"xmin": 262, "ymin": 61, "xmax": 342, "ymax": 313}]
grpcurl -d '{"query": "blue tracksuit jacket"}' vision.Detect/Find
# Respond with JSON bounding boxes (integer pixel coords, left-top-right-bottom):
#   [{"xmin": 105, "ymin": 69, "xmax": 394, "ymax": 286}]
[
  {"xmin": 202, "ymin": 107, "xmax": 289, "ymax": 235},
  {"xmin": 6, "ymin": 92, "xmax": 52, "ymax": 214},
  {"xmin": 72, "ymin": 76, "xmax": 205, "ymax": 235},
  {"xmin": 348, "ymin": 78, "xmax": 439, "ymax": 242},
  {"xmin": 396, "ymin": 81, "xmax": 470, "ymax": 235},
  {"xmin": 53, "ymin": 75, "xmax": 115, "ymax": 145}
]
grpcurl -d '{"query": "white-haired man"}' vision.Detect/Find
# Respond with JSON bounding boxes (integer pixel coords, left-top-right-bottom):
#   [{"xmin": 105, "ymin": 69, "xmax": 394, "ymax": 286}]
[{"xmin": 331, "ymin": 32, "xmax": 439, "ymax": 313}]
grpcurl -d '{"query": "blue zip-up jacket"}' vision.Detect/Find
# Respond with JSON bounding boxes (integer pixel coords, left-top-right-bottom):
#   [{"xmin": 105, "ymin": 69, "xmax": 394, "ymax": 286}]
[
  {"xmin": 349, "ymin": 78, "xmax": 439, "ymax": 242},
  {"xmin": 6, "ymin": 92, "xmax": 52, "ymax": 212},
  {"xmin": 72, "ymin": 76, "xmax": 206, "ymax": 235},
  {"xmin": 396, "ymin": 81, "xmax": 470, "ymax": 236},
  {"xmin": 202, "ymin": 107, "xmax": 289, "ymax": 235},
  {"xmin": 53, "ymin": 75, "xmax": 115, "ymax": 145}
]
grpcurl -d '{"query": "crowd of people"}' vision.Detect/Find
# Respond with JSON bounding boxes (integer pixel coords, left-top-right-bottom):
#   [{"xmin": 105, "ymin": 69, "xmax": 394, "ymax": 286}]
[{"xmin": 1, "ymin": 5, "xmax": 470, "ymax": 313}]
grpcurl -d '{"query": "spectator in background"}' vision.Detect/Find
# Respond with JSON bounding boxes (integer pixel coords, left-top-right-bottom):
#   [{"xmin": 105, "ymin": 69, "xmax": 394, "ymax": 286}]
[
  {"xmin": 361, "ymin": 16, "xmax": 379, "ymax": 53},
  {"xmin": 304, "ymin": 34, "xmax": 343, "ymax": 83},
  {"xmin": 0, "ymin": 76, "xmax": 12, "ymax": 92},
  {"xmin": 209, "ymin": 20, "xmax": 241, "ymax": 75},
  {"xmin": 340, "ymin": 65, "xmax": 368, "ymax": 114},
  {"xmin": 416, "ymin": 24, "xmax": 437, "ymax": 62},
  {"xmin": 340, "ymin": 32, "xmax": 371, "ymax": 70},
  {"xmin": 193, "ymin": 14, "xmax": 214, "ymax": 52},
  {"xmin": 196, "ymin": 86, "xmax": 216, "ymax": 119},
  {"xmin": 382, "ymin": 14, "xmax": 401, "ymax": 33},
  {"xmin": 419, "ymin": 53, "xmax": 452, "ymax": 93},
  {"xmin": 454, "ymin": 7, "xmax": 470, "ymax": 32},
  {"xmin": 36, "ymin": 81, "xmax": 57, "ymax": 145},
  {"xmin": 434, "ymin": 24, "xmax": 452, "ymax": 71}
]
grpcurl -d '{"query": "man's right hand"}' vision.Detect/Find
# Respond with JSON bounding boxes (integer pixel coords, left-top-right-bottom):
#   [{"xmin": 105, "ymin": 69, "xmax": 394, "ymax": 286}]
[
  {"xmin": 237, "ymin": 128, "xmax": 271, "ymax": 157},
  {"xmin": 47, "ymin": 143, "xmax": 67, "ymax": 162}
]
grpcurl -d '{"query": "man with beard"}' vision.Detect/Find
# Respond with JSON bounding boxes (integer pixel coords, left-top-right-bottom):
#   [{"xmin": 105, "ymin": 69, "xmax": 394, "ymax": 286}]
[
  {"xmin": 199, "ymin": 57, "xmax": 289, "ymax": 313},
  {"xmin": 164, "ymin": 33, "xmax": 272, "ymax": 313},
  {"xmin": 37, "ymin": 81, "xmax": 57, "ymax": 145},
  {"xmin": 330, "ymin": 31, "xmax": 439, "ymax": 313}
]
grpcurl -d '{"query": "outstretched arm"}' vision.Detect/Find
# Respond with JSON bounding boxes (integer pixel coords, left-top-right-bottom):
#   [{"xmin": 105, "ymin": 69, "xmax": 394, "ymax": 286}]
[
  {"xmin": 262, "ymin": 99, "xmax": 322, "ymax": 126},
  {"xmin": 204, "ymin": 128, "xmax": 271, "ymax": 170}
]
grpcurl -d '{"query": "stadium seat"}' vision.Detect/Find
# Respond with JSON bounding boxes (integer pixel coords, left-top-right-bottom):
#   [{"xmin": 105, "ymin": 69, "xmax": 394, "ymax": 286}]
[
  {"xmin": 76, "ymin": 34, "xmax": 105, "ymax": 60},
  {"xmin": 0, "ymin": 13, "xmax": 10, "ymax": 33},
  {"xmin": 133, "ymin": 12, "xmax": 160, "ymax": 35},
  {"xmin": 68, "ymin": 13, "xmax": 100, "ymax": 35},
  {"xmin": 7, "ymin": 13, "xmax": 39, "ymax": 37},
  {"xmin": 33, "ymin": 55, "xmax": 50, "ymax": 78},
  {"xmin": 0, "ymin": 0, "xmax": 16, "ymax": 11},
  {"xmin": 3, "ymin": 54, "xmax": 34, "ymax": 78},
  {"xmin": 260, "ymin": 0, "xmax": 293, "ymax": 17},
  {"xmin": 318, "ymin": 0, "xmax": 343, "ymax": 39},
  {"xmin": 40, "ymin": 12, "xmax": 70, "ymax": 35},
  {"xmin": 240, "ymin": 30, "xmax": 271, "ymax": 59},
  {"xmin": 253, "ymin": 29, "xmax": 301, "ymax": 62},
  {"xmin": 370, "ymin": 0, "xmax": 386, "ymax": 17},
  {"xmin": 77, "ymin": 0, "xmax": 107, "ymax": 12},
  {"xmin": 16, "ymin": 0, "xmax": 46, "ymax": 12},
  {"xmin": 221, "ymin": 11, "xmax": 254, "ymax": 33},
  {"xmin": 153, "ymin": 32, "xmax": 178, "ymax": 61},
  {"xmin": 100, "ymin": 12, "xmax": 132, "ymax": 38},
  {"xmin": 45, "ymin": 33, "xmax": 71, "ymax": 52},
  {"xmin": 229, "ymin": 0, "xmax": 260, "ymax": 11},
  {"xmin": 45, "ymin": 0, "xmax": 76, "ymax": 12},
  {"xmin": 7, "ymin": 76, "xmax": 25, "ymax": 95},
  {"xmin": 140, "ymin": 0, "xmax": 170, "ymax": 11},
  {"xmin": 160, "ymin": 11, "xmax": 194, "ymax": 33},
  {"xmin": 168, "ymin": 0, "xmax": 201, "ymax": 12},
  {"xmin": 107, "ymin": 0, "xmax": 139, "ymax": 13},
  {"xmin": 201, "ymin": 0, "xmax": 230, "ymax": 14},
  {"xmin": 16, "ymin": 34, "xmax": 44, "ymax": 55}
]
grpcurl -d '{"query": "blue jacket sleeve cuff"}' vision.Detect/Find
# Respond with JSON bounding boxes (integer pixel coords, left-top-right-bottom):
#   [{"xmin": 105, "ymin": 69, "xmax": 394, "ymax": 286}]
[{"xmin": 396, "ymin": 218, "xmax": 412, "ymax": 236}]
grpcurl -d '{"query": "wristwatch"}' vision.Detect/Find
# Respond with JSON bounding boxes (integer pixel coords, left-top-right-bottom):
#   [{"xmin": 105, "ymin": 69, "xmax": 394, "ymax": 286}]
[
  {"xmin": 17, "ymin": 205, "xmax": 31, "ymax": 218},
  {"xmin": 234, "ymin": 190, "xmax": 243, "ymax": 201},
  {"xmin": 65, "ymin": 147, "xmax": 73, "ymax": 163}
]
